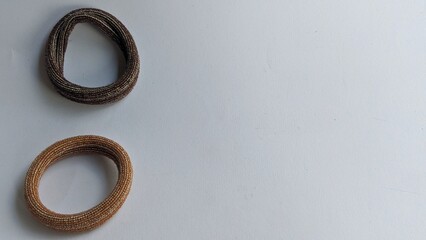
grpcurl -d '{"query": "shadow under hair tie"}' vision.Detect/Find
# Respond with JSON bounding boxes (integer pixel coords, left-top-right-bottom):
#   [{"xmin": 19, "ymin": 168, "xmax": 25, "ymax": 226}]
[
  {"xmin": 45, "ymin": 8, "xmax": 140, "ymax": 104},
  {"xmin": 24, "ymin": 135, "xmax": 133, "ymax": 232}
]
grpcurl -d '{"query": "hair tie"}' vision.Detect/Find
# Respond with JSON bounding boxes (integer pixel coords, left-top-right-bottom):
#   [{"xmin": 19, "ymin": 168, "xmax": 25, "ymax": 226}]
[
  {"xmin": 24, "ymin": 135, "xmax": 133, "ymax": 232},
  {"xmin": 45, "ymin": 8, "xmax": 140, "ymax": 104}
]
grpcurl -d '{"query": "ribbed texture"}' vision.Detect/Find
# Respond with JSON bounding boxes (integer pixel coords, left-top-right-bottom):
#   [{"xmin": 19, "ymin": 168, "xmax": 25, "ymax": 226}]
[
  {"xmin": 45, "ymin": 8, "xmax": 140, "ymax": 104},
  {"xmin": 24, "ymin": 135, "xmax": 133, "ymax": 232}
]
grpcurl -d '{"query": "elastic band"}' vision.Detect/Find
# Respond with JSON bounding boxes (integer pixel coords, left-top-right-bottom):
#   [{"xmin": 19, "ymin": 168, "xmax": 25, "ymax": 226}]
[
  {"xmin": 24, "ymin": 135, "xmax": 133, "ymax": 232},
  {"xmin": 45, "ymin": 8, "xmax": 140, "ymax": 104}
]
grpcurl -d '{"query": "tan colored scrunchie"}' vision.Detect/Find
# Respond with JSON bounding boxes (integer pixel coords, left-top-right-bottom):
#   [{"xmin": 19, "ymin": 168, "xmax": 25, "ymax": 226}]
[{"xmin": 24, "ymin": 135, "xmax": 133, "ymax": 232}]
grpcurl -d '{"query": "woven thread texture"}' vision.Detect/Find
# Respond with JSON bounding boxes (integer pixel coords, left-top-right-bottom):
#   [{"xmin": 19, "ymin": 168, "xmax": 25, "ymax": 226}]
[
  {"xmin": 45, "ymin": 8, "xmax": 140, "ymax": 104},
  {"xmin": 24, "ymin": 135, "xmax": 133, "ymax": 232}
]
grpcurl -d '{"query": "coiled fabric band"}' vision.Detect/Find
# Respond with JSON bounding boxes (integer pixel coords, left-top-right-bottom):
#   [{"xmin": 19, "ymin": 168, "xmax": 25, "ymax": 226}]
[
  {"xmin": 45, "ymin": 8, "xmax": 140, "ymax": 104},
  {"xmin": 24, "ymin": 135, "xmax": 133, "ymax": 232}
]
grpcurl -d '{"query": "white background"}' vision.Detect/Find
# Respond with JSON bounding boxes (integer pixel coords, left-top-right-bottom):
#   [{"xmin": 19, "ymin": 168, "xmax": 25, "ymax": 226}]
[{"xmin": 1, "ymin": 0, "xmax": 425, "ymax": 239}]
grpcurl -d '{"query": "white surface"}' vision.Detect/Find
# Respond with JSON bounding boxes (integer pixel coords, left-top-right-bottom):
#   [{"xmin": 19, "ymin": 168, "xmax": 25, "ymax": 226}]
[{"xmin": 1, "ymin": 1, "xmax": 425, "ymax": 239}]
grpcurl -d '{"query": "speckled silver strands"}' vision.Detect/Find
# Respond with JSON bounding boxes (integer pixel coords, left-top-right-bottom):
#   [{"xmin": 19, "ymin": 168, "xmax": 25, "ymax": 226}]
[{"xmin": 45, "ymin": 8, "xmax": 140, "ymax": 104}]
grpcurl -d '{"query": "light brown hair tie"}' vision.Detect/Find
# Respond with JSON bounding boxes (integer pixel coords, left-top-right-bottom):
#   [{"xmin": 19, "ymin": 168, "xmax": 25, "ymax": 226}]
[
  {"xmin": 45, "ymin": 8, "xmax": 140, "ymax": 104},
  {"xmin": 24, "ymin": 135, "xmax": 133, "ymax": 232}
]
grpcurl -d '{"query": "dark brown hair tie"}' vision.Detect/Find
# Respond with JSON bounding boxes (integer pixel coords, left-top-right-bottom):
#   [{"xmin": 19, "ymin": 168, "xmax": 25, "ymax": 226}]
[
  {"xmin": 45, "ymin": 8, "xmax": 140, "ymax": 104},
  {"xmin": 24, "ymin": 135, "xmax": 133, "ymax": 232}
]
